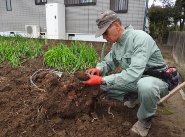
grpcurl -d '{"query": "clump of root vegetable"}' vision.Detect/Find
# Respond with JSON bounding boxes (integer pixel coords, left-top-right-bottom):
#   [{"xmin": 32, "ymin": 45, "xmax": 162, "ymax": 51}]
[{"xmin": 31, "ymin": 70, "xmax": 101, "ymax": 121}]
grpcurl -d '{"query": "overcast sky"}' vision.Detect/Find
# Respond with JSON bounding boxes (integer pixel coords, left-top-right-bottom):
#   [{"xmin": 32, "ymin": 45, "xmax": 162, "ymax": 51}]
[{"xmin": 148, "ymin": 0, "xmax": 176, "ymax": 7}]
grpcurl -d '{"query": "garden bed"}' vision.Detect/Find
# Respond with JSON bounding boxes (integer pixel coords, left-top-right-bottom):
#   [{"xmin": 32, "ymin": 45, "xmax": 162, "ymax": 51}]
[{"xmin": 0, "ymin": 39, "xmax": 184, "ymax": 137}]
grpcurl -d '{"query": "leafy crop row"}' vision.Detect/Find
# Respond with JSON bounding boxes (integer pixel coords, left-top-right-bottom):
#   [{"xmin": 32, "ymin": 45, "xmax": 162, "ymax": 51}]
[
  {"xmin": 0, "ymin": 36, "xmax": 98, "ymax": 73},
  {"xmin": 0, "ymin": 35, "xmax": 43, "ymax": 67},
  {"xmin": 44, "ymin": 41, "xmax": 98, "ymax": 73}
]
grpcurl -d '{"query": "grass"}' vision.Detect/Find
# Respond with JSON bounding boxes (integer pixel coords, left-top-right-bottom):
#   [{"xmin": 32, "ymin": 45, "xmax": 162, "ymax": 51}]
[
  {"xmin": 0, "ymin": 36, "xmax": 98, "ymax": 73},
  {"xmin": 0, "ymin": 35, "xmax": 43, "ymax": 67},
  {"xmin": 44, "ymin": 41, "xmax": 98, "ymax": 73},
  {"xmin": 0, "ymin": 35, "xmax": 183, "ymax": 76},
  {"xmin": 157, "ymin": 105, "xmax": 174, "ymax": 115}
]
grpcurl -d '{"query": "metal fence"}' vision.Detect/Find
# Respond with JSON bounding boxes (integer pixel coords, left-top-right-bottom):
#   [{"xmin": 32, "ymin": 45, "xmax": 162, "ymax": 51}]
[{"xmin": 167, "ymin": 31, "xmax": 185, "ymax": 65}]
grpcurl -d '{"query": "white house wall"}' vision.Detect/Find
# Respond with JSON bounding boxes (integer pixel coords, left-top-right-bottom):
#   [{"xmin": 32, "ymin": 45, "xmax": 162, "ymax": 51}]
[
  {"xmin": 0, "ymin": 0, "xmax": 145, "ymax": 34},
  {"xmin": 0, "ymin": 0, "xmax": 61, "ymax": 32},
  {"xmin": 66, "ymin": 0, "xmax": 145, "ymax": 34}
]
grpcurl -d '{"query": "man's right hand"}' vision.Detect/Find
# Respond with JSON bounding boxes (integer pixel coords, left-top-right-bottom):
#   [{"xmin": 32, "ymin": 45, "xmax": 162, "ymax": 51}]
[
  {"xmin": 86, "ymin": 68, "xmax": 101, "ymax": 76},
  {"xmin": 83, "ymin": 74, "xmax": 103, "ymax": 86}
]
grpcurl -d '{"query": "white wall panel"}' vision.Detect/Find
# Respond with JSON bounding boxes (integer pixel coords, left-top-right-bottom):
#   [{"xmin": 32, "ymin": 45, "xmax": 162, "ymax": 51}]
[{"xmin": 0, "ymin": 0, "xmax": 146, "ymax": 34}]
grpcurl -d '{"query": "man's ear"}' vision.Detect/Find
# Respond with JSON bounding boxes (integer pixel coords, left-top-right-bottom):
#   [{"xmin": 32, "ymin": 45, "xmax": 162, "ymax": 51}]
[
  {"xmin": 115, "ymin": 20, "xmax": 122, "ymax": 25},
  {"xmin": 114, "ymin": 21, "xmax": 121, "ymax": 31}
]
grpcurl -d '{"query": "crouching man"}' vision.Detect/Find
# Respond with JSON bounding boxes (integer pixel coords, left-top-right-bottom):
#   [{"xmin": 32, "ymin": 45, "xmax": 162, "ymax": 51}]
[{"xmin": 84, "ymin": 10, "xmax": 179, "ymax": 137}]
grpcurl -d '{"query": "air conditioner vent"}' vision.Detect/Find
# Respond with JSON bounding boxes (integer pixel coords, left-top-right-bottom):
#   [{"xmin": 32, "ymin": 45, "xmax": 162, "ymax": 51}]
[
  {"xmin": 25, "ymin": 25, "xmax": 40, "ymax": 38},
  {"xmin": 26, "ymin": 26, "xmax": 33, "ymax": 34}
]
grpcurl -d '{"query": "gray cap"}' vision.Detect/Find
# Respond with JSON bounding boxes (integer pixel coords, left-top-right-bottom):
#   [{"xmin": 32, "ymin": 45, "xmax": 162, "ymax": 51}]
[{"xmin": 95, "ymin": 10, "xmax": 118, "ymax": 38}]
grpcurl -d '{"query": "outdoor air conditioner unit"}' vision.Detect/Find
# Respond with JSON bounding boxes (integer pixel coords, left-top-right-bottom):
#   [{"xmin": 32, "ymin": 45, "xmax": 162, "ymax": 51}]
[{"xmin": 25, "ymin": 25, "xmax": 40, "ymax": 38}]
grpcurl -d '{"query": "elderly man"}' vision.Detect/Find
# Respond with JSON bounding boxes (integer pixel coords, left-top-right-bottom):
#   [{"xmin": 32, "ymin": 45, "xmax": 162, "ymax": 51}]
[{"xmin": 84, "ymin": 10, "xmax": 178, "ymax": 137}]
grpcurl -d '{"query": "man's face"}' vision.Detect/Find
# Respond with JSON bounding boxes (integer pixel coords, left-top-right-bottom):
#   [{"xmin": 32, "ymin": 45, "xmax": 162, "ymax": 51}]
[{"xmin": 102, "ymin": 22, "xmax": 120, "ymax": 43}]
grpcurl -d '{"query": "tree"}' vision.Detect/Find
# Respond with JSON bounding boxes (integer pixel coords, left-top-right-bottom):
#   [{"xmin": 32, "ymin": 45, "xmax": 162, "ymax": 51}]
[
  {"xmin": 148, "ymin": 5, "xmax": 173, "ymax": 43},
  {"xmin": 173, "ymin": 0, "xmax": 185, "ymax": 31},
  {"xmin": 148, "ymin": 0, "xmax": 185, "ymax": 44}
]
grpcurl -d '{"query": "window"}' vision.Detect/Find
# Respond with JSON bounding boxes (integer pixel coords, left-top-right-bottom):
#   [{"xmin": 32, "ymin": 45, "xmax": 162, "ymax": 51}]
[
  {"xmin": 110, "ymin": 0, "xmax": 128, "ymax": 13},
  {"xmin": 35, "ymin": 0, "xmax": 47, "ymax": 5},
  {"xmin": 6, "ymin": 0, "xmax": 12, "ymax": 11},
  {"xmin": 64, "ymin": 0, "xmax": 96, "ymax": 6}
]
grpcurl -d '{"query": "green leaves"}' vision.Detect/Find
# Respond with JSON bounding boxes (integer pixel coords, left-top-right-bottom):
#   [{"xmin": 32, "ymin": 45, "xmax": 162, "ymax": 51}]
[
  {"xmin": 44, "ymin": 41, "xmax": 98, "ymax": 73},
  {"xmin": 44, "ymin": 44, "xmax": 75, "ymax": 71},
  {"xmin": 0, "ymin": 36, "xmax": 97, "ymax": 73},
  {"xmin": 148, "ymin": 5, "xmax": 174, "ymax": 43},
  {"xmin": 0, "ymin": 36, "xmax": 43, "ymax": 67}
]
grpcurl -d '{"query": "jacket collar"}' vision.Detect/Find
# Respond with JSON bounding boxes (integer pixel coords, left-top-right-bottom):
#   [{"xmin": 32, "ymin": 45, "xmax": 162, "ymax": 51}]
[{"xmin": 117, "ymin": 25, "xmax": 134, "ymax": 44}]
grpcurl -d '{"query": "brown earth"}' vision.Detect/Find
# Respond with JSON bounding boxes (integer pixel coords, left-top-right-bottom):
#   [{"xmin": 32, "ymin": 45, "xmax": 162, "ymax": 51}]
[{"xmin": 0, "ymin": 41, "xmax": 185, "ymax": 137}]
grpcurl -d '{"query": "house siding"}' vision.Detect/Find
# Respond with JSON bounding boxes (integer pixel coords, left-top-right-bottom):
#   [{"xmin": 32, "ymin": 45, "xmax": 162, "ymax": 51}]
[{"xmin": 0, "ymin": 0, "xmax": 145, "ymax": 34}]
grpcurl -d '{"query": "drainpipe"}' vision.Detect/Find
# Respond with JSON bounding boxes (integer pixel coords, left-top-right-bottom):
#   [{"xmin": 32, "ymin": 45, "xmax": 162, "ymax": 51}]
[{"xmin": 143, "ymin": 0, "xmax": 149, "ymax": 31}]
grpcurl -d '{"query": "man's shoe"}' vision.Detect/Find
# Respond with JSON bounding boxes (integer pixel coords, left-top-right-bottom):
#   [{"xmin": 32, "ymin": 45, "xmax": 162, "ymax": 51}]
[
  {"xmin": 124, "ymin": 99, "xmax": 139, "ymax": 108},
  {"xmin": 130, "ymin": 120, "xmax": 151, "ymax": 137}
]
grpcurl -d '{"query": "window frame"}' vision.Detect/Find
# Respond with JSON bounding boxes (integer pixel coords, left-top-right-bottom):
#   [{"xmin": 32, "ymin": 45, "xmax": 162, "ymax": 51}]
[
  {"xmin": 110, "ymin": 0, "xmax": 128, "ymax": 13},
  {"xmin": 64, "ymin": 0, "xmax": 97, "ymax": 7},
  {"xmin": 35, "ymin": 0, "xmax": 47, "ymax": 5},
  {"xmin": 6, "ymin": 0, "xmax": 12, "ymax": 11}
]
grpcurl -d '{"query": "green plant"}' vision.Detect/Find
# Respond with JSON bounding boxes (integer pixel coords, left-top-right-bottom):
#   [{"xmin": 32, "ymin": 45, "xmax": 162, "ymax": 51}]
[
  {"xmin": 0, "ymin": 36, "xmax": 43, "ymax": 67},
  {"xmin": 44, "ymin": 42, "xmax": 98, "ymax": 73}
]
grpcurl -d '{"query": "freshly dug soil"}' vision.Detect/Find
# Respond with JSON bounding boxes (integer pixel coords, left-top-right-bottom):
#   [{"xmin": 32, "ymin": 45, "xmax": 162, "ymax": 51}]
[
  {"xmin": 74, "ymin": 71, "xmax": 89, "ymax": 81},
  {"xmin": 0, "ymin": 41, "xmax": 184, "ymax": 137},
  {"xmin": 0, "ymin": 62, "xmax": 136, "ymax": 137}
]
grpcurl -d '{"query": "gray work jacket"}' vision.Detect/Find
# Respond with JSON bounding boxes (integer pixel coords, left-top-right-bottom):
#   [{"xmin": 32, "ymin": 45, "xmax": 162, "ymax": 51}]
[{"xmin": 96, "ymin": 25, "xmax": 165, "ymax": 87}]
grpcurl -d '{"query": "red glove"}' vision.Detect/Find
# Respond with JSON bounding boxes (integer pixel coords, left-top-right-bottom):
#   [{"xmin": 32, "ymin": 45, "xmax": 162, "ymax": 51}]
[
  {"xmin": 86, "ymin": 68, "xmax": 100, "ymax": 76},
  {"xmin": 84, "ymin": 74, "xmax": 104, "ymax": 86}
]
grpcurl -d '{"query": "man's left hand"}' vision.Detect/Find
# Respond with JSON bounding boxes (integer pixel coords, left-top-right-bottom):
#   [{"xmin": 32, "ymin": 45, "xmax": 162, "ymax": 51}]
[{"xmin": 83, "ymin": 74, "xmax": 104, "ymax": 86}]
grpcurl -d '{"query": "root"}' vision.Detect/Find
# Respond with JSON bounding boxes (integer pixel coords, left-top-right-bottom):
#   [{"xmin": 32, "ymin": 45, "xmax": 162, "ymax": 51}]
[
  {"xmin": 90, "ymin": 112, "xmax": 98, "ymax": 123},
  {"xmin": 108, "ymin": 106, "xmax": 114, "ymax": 118},
  {"xmin": 30, "ymin": 69, "xmax": 63, "ymax": 92}
]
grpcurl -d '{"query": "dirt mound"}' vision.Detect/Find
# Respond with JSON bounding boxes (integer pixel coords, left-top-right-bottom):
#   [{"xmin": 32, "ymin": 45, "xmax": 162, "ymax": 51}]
[
  {"xmin": 0, "ymin": 64, "xmax": 135, "ymax": 137},
  {"xmin": 0, "ymin": 44, "xmax": 184, "ymax": 137},
  {"xmin": 31, "ymin": 70, "xmax": 97, "ymax": 118}
]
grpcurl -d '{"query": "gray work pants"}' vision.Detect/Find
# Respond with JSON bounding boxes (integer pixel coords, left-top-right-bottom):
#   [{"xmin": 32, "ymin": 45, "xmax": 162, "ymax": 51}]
[{"xmin": 100, "ymin": 76, "xmax": 169, "ymax": 121}]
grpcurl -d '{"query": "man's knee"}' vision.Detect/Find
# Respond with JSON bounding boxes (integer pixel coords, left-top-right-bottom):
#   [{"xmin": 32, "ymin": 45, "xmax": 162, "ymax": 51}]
[{"xmin": 137, "ymin": 77, "xmax": 157, "ymax": 98}]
